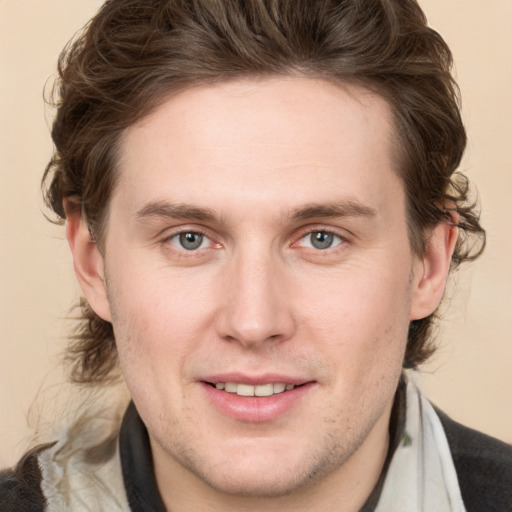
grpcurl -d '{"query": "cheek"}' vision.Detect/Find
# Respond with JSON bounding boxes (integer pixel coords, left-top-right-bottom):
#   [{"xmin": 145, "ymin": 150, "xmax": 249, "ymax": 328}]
[
  {"xmin": 110, "ymin": 260, "xmax": 210, "ymax": 330},
  {"xmin": 300, "ymin": 264, "xmax": 412, "ymax": 331},
  {"xmin": 106, "ymin": 264, "xmax": 218, "ymax": 377},
  {"xmin": 297, "ymin": 265, "xmax": 411, "ymax": 372}
]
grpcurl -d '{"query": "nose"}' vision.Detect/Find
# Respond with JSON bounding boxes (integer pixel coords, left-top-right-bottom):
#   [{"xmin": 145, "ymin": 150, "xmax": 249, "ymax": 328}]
[{"xmin": 215, "ymin": 248, "xmax": 296, "ymax": 349}]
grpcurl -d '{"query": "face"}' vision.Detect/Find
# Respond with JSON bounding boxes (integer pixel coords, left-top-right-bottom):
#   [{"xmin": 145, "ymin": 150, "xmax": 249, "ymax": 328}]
[{"xmin": 82, "ymin": 77, "xmax": 436, "ymax": 498}]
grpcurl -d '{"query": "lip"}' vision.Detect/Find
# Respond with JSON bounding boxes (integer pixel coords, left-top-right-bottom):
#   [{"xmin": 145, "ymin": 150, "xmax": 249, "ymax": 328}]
[
  {"xmin": 201, "ymin": 372, "xmax": 310, "ymax": 386},
  {"xmin": 199, "ymin": 373, "xmax": 315, "ymax": 422}
]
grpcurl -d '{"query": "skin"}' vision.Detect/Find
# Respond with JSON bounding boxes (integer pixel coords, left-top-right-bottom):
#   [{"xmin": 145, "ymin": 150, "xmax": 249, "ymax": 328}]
[{"xmin": 67, "ymin": 77, "xmax": 457, "ymax": 511}]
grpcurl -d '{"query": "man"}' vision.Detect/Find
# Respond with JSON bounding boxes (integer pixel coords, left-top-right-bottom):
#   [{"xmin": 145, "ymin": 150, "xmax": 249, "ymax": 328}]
[{"xmin": 1, "ymin": 0, "xmax": 510, "ymax": 511}]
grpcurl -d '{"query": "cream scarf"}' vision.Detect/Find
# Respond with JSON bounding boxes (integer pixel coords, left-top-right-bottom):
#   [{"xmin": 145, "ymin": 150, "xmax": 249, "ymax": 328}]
[{"xmin": 375, "ymin": 377, "xmax": 466, "ymax": 512}]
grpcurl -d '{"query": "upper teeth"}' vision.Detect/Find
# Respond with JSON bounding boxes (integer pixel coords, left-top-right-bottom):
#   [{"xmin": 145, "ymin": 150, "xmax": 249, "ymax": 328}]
[{"xmin": 215, "ymin": 382, "xmax": 295, "ymax": 397}]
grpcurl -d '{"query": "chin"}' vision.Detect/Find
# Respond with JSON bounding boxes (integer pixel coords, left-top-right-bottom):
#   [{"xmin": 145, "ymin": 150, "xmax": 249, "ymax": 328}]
[
  {"xmin": 195, "ymin": 465, "xmax": 316, "ymax": 498},
  {"xmin": 177, "ymin": 439, "xmax": 347, "ymax": 499}
]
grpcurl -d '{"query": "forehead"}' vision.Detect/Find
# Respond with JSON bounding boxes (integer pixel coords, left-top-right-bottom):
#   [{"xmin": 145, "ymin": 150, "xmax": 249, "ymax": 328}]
[{"xmin": 114, "ymin": 77, "xmax": 402, "ymax": 220}]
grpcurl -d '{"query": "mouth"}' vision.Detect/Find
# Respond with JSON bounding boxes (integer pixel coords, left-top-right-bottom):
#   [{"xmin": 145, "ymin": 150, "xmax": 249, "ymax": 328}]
[
  {"xmin": 205, "ymin": 381, "xmax": 299, "ymax": 397},
  {"xmin": 200, "ymin": 374, "xmax": 314, "ymax": 421}
]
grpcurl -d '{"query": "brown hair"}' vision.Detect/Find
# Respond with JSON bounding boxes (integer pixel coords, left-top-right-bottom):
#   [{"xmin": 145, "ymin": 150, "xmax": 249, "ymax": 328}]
[{"xmin": 43, "ymin": 0, "xmax": 485, "ymax": 383}]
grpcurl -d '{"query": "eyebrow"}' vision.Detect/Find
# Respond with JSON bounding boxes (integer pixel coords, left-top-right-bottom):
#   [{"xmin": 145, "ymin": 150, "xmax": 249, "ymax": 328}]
[
  {"xmin": 290, "ymin": 200, "xmax": 377, "ymax": 221},
  {"xmin": 134, "ymin": 198, "xmax": 377, "ymax": 225},
  {"xmin": 134, "ymin": 201, "xmax": 218, "ymax": 222}
]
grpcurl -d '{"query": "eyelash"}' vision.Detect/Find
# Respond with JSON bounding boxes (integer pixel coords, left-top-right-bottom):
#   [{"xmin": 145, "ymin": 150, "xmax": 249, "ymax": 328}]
[
  {"xmin": 161, "ymin": 227, "xmax": 348, "ymax": 256},
  {"xmin": 294, "ymin": 230, "xmax": 345, "ymax": 251},
  {"xmin": 163, "ymin": 229, "xmax": 217, "ymax": 254}
]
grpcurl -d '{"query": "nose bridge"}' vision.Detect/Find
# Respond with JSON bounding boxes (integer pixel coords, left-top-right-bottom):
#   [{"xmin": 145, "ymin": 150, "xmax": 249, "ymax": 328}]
[{"xmin": 218, "ymin": 241, "xmax": 295, "ymax": 347}]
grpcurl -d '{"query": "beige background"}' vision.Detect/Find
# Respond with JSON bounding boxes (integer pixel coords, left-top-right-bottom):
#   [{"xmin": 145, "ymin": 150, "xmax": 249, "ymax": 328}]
[{"xmin": 0, "ymin": 1, "xmax": 511, "ymax": 467}]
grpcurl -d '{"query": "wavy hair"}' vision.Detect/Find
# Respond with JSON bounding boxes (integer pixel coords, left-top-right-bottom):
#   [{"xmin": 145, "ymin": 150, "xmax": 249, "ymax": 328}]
[{"xmin": 42, "ymin": 0, "xmax": 485, "ymax": 383}]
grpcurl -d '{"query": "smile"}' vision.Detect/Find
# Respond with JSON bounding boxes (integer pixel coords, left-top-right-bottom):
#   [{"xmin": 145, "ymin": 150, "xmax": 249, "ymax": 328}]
[
  {"xmin": 213, "ymin": 382, "xmax": 296, "ymax": 397},
  {"xmin": 202, "ymin": 378, "xmax": 313, "ymax": 421}
]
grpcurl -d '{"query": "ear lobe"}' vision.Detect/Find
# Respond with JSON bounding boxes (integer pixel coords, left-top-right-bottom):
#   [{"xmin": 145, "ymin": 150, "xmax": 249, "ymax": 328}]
[
  {"xmin": 409, "ymin": 219, "xmax": 458, "ymax": 321},
  {"xmin": 64, "ymin": 200, "xmax": 112, "ymax": 322}
]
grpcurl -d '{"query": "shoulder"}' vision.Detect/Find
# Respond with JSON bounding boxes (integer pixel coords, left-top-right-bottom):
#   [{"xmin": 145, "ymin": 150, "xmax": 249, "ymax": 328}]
[
  {"xmin": 436, "ymin": 408, "xmax": 512, "ymax": 512},
  {"xmin": 0, "ymin": 443, "xmax": 53, "ymax": 512}
]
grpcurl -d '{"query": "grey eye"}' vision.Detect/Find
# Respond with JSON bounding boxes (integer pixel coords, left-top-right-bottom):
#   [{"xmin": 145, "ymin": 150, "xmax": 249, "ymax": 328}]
[
  {"xmin": 305, "ymin": 231, "xmax": 341, "ymax": 250},
  {"xmin": 177, "ymin": 232, "xmax": 205, "ymax": 250}
]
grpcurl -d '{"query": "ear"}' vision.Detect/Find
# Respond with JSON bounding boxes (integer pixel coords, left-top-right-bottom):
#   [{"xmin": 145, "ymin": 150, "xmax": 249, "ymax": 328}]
[
  {"xmin": 409, "ymin": 219, "xmax": 458, "ymax": 320},
  {"xmin": 64, "ymin": 199, "xmax": 112, "ymax": 322}
]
